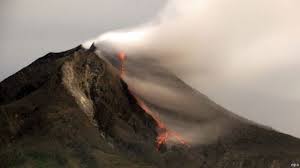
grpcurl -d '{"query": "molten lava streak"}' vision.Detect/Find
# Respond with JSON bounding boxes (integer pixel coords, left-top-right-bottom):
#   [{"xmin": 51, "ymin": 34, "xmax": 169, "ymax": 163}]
[
  {"xmin": 117, "ymin": 51, "xmax": 189, "ymax": 150},
  {"xmin": 118, "ymin": 51, "xmax": 126, "ymax": 76}
]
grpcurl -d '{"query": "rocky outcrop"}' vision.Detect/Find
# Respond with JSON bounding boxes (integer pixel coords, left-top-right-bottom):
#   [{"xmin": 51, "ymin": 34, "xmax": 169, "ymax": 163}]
[{"xmin": 0, "ymin": 46, "xmax": 159, "ymax": 168}]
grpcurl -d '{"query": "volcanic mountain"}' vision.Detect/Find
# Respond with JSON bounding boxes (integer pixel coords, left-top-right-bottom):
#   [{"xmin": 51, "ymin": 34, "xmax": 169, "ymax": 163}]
[{"xmin": 0, "ymin": 45, "xmax": 299, "ymax": 168}]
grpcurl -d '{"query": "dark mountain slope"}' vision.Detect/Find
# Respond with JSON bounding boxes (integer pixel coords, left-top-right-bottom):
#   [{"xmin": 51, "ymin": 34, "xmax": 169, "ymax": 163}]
[
  {"xmin": 0, "ymin": 45, "xmax": 299, "ymax": 168},
  {"xmin": 118, "ymin": 52, "xmax": 300, "ymax": 168},
  {"xmin": 0, "ymin": 46, "xmax": 159, "ymax": 168}
]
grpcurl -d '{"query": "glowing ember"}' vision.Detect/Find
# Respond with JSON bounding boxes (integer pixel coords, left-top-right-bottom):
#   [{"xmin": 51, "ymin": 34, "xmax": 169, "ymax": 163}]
[
  {"xmin": 118, "ymin": 51, "xmax": 126, "ymax": 76},
  {"xmin": 156, "ymin": 130, "xmax": 168, "ymax": 149},
  {"xmin": 117, "ymin": 51, "xmax": 189, "ymax": 150},
  {"xmin": 118, "ymin": 51, "xmax": 126, "ymax": 61}
]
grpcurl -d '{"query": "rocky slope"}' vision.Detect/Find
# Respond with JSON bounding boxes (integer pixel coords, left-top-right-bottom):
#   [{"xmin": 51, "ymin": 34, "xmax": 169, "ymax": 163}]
[{"xmin": 0, "ymin": 45, "xmax": 299, "ymax": 168}]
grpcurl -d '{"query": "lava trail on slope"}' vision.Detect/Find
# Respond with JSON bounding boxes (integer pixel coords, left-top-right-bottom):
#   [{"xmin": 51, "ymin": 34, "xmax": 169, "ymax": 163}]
[{"xmin": 117, "ymin": 51, "xmax": 189, "ymax": 150}]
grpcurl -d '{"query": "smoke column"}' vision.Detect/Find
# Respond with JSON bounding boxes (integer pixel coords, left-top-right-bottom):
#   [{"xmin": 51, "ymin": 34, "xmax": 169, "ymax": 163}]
[{"xmin": 84, "ymin": 0, "xmax": 300, "ymax": 141}]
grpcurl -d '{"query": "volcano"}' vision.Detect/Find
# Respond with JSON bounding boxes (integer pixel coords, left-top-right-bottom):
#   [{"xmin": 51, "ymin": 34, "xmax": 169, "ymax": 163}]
[{"xmin": 0, "ymin": 45, "xmax": 300, "ymax": 168}]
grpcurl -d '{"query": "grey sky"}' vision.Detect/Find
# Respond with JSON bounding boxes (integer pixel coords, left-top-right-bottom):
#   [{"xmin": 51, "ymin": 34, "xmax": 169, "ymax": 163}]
[{"xmin": 0, "ymin": 0, "xmax": 164, "ymax": 80}]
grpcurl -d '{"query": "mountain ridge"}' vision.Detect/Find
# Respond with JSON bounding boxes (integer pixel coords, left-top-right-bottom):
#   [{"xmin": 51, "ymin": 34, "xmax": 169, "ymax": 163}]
[{"xmin": 0, "ymin": 45, "xmax": 299, "ymax": 168}]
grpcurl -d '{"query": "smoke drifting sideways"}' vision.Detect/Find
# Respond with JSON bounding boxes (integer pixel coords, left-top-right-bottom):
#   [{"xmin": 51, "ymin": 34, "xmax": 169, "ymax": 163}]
[{"xmin": 83, "ymin": 0, "xmax": 300, "ymax": 144}]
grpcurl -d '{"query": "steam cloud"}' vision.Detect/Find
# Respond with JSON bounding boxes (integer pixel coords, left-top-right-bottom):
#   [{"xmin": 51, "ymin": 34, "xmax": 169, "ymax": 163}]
[{"xmin": 84, "ymin": 0, "xmax": 300, "ymax": 143}]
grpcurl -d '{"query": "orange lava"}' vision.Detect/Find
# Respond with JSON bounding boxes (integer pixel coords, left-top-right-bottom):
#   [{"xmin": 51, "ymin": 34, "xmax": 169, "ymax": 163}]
[
  {"xmin": 118, "ymin": 51, "xmax": 126, "ymax": 76},
  {"xmin": 135, "ymin": 97, "xmax": 190, "ymax": 150},
  {"xmin": 117, "ymin": 51, "xmax": 189, "ymax": 150}
]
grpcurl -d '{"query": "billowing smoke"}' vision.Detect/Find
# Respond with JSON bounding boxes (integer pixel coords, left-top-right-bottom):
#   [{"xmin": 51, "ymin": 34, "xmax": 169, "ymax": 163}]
[{"xmin": 83, "ymin": 0, "xmax": 300, "ymax": 143}]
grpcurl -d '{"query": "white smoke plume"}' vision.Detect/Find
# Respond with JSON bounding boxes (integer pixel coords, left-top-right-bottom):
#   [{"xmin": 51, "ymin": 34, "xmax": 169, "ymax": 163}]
[{"xmin": 84, "ymin": 0, "xmax": 300, "ymax": 143}]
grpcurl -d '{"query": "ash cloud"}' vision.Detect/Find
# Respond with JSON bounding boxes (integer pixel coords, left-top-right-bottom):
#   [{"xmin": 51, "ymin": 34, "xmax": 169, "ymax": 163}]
[{"xmin": 84, "ymin": 0, "xmax": 300, "ymax": 142}]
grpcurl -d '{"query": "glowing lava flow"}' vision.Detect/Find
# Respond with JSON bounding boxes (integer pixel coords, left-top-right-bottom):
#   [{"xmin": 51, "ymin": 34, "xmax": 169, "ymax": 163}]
[
  {"xmin": 134, "ymin": 96, "xmax": 169, "ymax": 149},
  {"xmin": 117, "ymin": 51, "xmax": 126, "ymax": 76},
  {"xmin": 117, "ymin": 51, "xmax": 189, "ymax": 150},
  {"xmin": 136, "ymin": 97, "xmax": 190, "ymax": 150}
]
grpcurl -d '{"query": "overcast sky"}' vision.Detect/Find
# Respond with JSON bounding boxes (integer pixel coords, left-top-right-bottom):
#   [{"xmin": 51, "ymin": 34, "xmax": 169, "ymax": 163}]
[{"xmin": 0, "ymin": 0, "xmax": 164, "ymax": 80}]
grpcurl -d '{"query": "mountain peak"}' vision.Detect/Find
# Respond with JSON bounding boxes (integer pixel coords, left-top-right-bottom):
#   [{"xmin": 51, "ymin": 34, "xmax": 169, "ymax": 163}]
[{"xmin": 0, "ymin": 46, "xmax": 299, "ymax": 168}]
